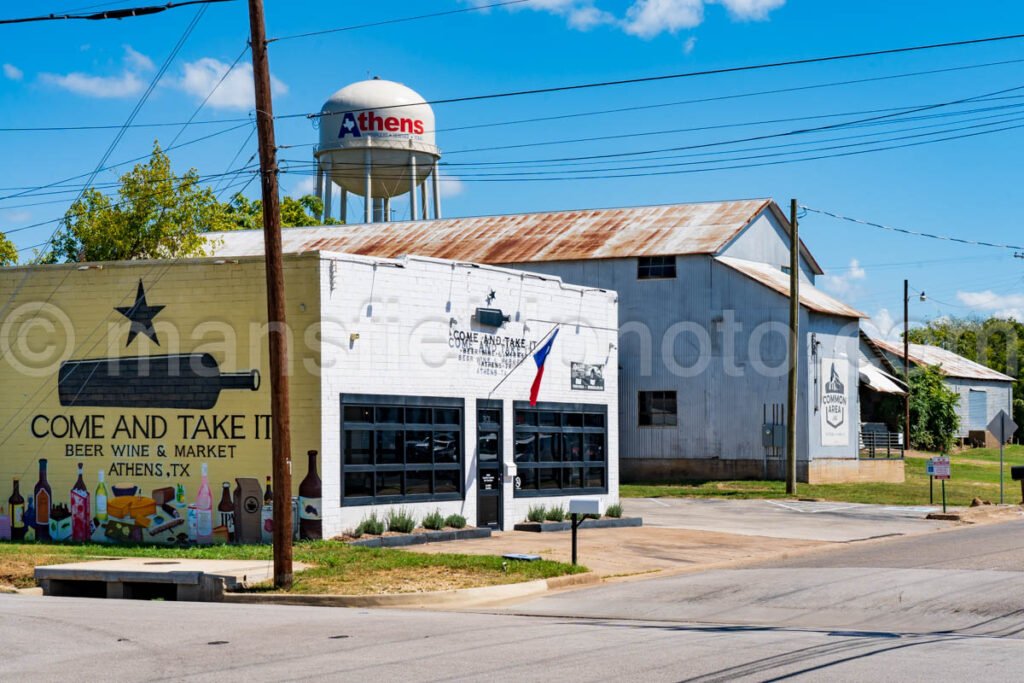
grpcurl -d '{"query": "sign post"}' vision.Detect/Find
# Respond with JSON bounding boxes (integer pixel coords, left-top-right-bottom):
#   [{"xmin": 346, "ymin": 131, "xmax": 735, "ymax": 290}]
[
  {"xmin": 987, "ymin": 410, "xmax": 1018, "ymax": 505},
  {"xmin": 927, "ymin": 456, "xmax": 951, "ymax": 513}
]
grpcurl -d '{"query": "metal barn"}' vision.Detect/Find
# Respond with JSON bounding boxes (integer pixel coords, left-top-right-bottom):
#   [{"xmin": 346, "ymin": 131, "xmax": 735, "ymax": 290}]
[
  {"xmin": 208, "ymin": 199, "xmax": 899, "ymax": 484},
  {"xmin": 864, "ymin": 336, "xmax": 1014, "ymax": 446}
]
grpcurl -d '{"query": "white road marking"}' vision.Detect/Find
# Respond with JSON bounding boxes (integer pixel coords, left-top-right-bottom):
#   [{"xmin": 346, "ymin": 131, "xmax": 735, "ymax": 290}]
[{"xmin": 646, "ymin": 498, "xmax": 672, "ymax": 507}]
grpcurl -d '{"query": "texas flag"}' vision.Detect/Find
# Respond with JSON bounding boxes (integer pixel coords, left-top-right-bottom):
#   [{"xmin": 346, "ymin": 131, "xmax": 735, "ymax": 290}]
[{"xmin": 529, "ymin": 328, "xmax": 559, "ymax": 406}]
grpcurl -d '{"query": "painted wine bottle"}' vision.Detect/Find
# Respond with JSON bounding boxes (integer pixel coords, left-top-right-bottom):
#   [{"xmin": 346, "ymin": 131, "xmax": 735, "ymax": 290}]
[
  {"xmin": 298, "ymin": 450, "xmax": 322, "ymax": 540},
  {"xmin": 95, "ymin": 470, "xmax": 108, "ymax": 524},
  {"xmin": 263, "ymin": 475, "xmax": 273, "ymax": 506},
  {"xmin": 195, "ymin": 463, "xmax": 213, "ymax": 545},
  {"xmin": 34, "ymin": 459, "xmax": 52, "ymax": 541},
  {"xmin": 70, "ymin": 463, "xmax": 91, "ymax": 542},
  {"xmin": 8, "ymin": 478, "xmax": 25, "ymax": 541}
]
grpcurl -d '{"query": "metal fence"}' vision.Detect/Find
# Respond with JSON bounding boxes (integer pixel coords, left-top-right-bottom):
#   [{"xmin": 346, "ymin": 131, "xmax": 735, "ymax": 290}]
[{"xmin": 859, "ymin": 422, "xmax": 904, "ymax": 459}]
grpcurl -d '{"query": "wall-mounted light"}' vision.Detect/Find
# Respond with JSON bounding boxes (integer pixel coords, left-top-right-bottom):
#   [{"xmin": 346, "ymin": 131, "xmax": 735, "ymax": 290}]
[{"xmin": 349, "ymin": 333, "xmax": 360, "ymax": 343}]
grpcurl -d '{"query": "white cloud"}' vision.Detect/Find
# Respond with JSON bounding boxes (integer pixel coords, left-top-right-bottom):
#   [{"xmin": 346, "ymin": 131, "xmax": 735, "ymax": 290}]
[
  {"xmin": 123, "ymin": 45, "xmax": 154, "ymax": 71},
  {"xmin": 683, "ymin": 35, "xmax": 698, "ymax": 54},
  {"xmin": 472, "ymin": 0, "xmax": 785, "ymax": 38},
  {"xmin": 289, "ymin": 175, "xmax": 318, "ymax": 198},
  {"xmin": 714, "ymin": 0, "xmax": 786, "ymax": 20},
  {"xmin": 1, "ymin": 209, "xmax": 31, "ymax": 224},
  {"xmin": 955, "ymin": 290, "xmax": 1024, "ymax": 321},
  {"xmin": 40, "ymin": 70, "xmax": 145, "ymax": 98},
  {"xmin": 3, "ymin": 63, "xmax": 23, "ymax": 81},
  {"xmin": 175, "ymin": 58, "xmax": 287, "ymax": 111},
  {"xmin": 568, "ymin": 5, "xmax": 616, "ymax": 30},
  {"xmin": 438, "ymin": 175, "xmax": 466, "ymax": 199},
  {"xmin": 820, "ymin": 258, "xmax": 866, "ymax": 297},
  {"xmin": 624, "ymin": 0, "xmax": 704, "ymax": 38},
  {"xmin": 39, "ymin": 45, "xmax": 152, "ymax": 98},
  {"xmin": 863, "ymin": 307, "xmax": 899, "ymax": 343}
]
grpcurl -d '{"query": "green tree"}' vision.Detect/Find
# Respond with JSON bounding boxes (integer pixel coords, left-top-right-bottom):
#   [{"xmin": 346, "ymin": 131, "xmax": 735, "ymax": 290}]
[
  {"xmin": 0, "ymin": 232, "xmax": 16, "ymax": 266},
  {"xmin": 224, "ymin": 192, "xmax": 337, "ymax": 230},
  {"xmin": 48, "ymin": 141, "xmax": 234, "ymax": 262},
  {"xmin": 908, "ymin": 364, "xmax": 961, "ymax": 452}
]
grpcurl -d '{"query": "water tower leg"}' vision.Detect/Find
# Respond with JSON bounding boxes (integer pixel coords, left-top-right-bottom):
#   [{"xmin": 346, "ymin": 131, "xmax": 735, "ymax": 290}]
[
  {"xmin": 421, "ymin": 182, "xmax": 428, "ymax": 220},
  {"xmin": 373, "ymin": 198, "xmax": 385, "ymax": 223},
  {"xmin": 409, "ymin": 156, "xmax": 418, "ymax": 219},
  {"xmin": 364, "ymin": 148, "xmax": 373, "ymax": 224},
  {"xmin": 340, "ymin": 189, "xmax": 347, "ymax": 224},
  {"xmin": 315, "ymin": 166, "xmax": 325, "ymax": 222},
  {"xmin": 324, "ymin": 177, "xmax": 333, "ymax": 224},
  {"xmin": 432, "ymin": 159, "xmax": 442, "ymax": 219},
  {"xmin": 384, "ymin": 197, "xmax": 392, "ymax": 222}
]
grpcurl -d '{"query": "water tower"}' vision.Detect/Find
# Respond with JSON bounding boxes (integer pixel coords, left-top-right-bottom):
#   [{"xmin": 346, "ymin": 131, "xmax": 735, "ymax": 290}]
[{"xmin": 314, "ymin": 78, "xmax": 442, "ymax": 224}]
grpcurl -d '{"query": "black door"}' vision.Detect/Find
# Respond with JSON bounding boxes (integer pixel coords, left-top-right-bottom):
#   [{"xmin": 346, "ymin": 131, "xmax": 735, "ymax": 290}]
[{"xmin": 477, "ymin": 401, "xmax": 503, "ymax": 530}]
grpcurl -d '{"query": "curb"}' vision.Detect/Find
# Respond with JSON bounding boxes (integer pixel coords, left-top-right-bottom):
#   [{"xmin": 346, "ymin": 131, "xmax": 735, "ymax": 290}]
[
  {"xmin": 514, "ymin": 518, "xmax": 642, "ymax": 533},
  {"xmin": 223, "ymin": 571, "xmax": 600, "ymax": 609},
  {"xmin": 348, "ymin": 528, "xmax": 491, "ymax": 548}
]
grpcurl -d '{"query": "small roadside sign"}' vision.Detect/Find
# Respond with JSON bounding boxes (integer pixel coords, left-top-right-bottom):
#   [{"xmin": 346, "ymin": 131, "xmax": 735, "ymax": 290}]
[
  {"xmin": 927, "ymin": 456, "xmax": 951, "ymax": 480},
  {"xmin": 987, "ymin": 409, "xmax": 1018, "ymax": 505}
]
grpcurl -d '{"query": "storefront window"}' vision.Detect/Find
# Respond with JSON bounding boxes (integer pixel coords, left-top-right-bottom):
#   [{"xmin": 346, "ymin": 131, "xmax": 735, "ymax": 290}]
[
  {"xmin": 513, "ymin": 402, "xmax": 608, "ymax": 497},
  {"xmin": 341, "ymin": 395, "xmax": 465, "ymax": 506}
]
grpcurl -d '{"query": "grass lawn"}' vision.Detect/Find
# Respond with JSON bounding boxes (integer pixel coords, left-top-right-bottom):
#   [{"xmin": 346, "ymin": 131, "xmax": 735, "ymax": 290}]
[
  {"xmin": 0, "ymin": 540, "xmax": 585, "ymax": 593},
  {"xmin": 622, "ymin": 445, "xmax": 1024, "ymax": 507}
]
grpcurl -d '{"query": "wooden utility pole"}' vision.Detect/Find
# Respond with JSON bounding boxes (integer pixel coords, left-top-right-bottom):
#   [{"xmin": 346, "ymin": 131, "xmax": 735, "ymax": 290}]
[
  {"xmin": 247, "ymin": 0, "xmax": 292, "ymax": 589},
  {"xmin": 903, "ymin": 279, "xmax": 910, "ymax": 455},
  {"xmin": 786, "ymin": 199, "xmax": 799, "ymax": 494}
]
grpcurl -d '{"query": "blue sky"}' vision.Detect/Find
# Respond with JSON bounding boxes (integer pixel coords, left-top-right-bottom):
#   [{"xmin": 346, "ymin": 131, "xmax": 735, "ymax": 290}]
[{"xmin": 2, "ymin": 0, "xmax": 1024, "ymax": 335}]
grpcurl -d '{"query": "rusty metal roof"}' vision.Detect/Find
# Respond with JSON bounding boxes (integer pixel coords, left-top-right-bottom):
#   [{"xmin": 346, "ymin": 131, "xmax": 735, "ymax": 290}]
[
  {"xmin": 206, "ymin": 199, "xmax": 819, "ymax": 266},
  {"xmin": 715, "ymin": 256, "xmax": 865, "ymax": 319},
  {"xmin": 868, "ymin": 337, "xmax": 1015, "ymax": 382}
]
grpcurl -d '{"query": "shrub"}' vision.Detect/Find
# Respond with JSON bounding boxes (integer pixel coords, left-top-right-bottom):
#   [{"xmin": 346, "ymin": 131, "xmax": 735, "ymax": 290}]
[
  {"xmin": 908, "ymin": 364, "xmax": 961, "ymax": 452},
  {"xmin": 386, "ymin": 507, "xmax": 417, "ymax": 534},
  {"xmin": 526, "ymin": 504, "xmax": 547, "ymax": 523},
  {"xmin": 422, "ymin": 509, "xmax": 445, "ymax": 531},
  {"xmin": 444, "ymin": 514, "xmax": 467, "ymax": 529},
  {"xmin": 545, "ymin": 505, "xmax": 566, "ymax": 522},
  {"xmin": 355, "ymin": 512, "xmax": 385, "ymax": 536},
  {"xmin": 606, "ymin": 503, "xmax": 623, "ymax": 518}
]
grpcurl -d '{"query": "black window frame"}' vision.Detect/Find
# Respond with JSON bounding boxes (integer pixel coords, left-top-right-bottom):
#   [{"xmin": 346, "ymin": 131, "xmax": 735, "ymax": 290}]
[
  {"xmin": 637, "ymin": 255, "xmax": 677, "ymax": 279},
  {"xmin": 513, "ymin": 401, "xmax": 608, "ymax": 498},
  {"xmin": 639, "ymin": 390, "xmax": 678, "ymax": 427},
  {"xmin": 476, "ymin": 399, "xmax": 503, "ymax": 466},
  {"xmin": 341, "ymin": 394, "xmax": 465, "ymax": 507}
]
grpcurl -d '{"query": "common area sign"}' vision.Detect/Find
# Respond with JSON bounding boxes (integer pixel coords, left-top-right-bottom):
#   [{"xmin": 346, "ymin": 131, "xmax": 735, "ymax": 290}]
[{"xmin": 927, "ymin": 457, "xmax": 951, "ymax": 480}]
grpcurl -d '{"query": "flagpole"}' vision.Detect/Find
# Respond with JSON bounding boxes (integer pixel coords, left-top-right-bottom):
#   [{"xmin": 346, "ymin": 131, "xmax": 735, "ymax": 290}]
[{"xmin": 487, "ymin": 323, "xmax": 560, "ymax": 399}]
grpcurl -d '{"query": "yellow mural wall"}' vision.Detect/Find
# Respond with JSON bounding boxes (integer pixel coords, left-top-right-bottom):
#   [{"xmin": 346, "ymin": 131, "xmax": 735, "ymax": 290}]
[{"xmin": 0, "ymin": 254, "xmax": 323, "ymax": 544}]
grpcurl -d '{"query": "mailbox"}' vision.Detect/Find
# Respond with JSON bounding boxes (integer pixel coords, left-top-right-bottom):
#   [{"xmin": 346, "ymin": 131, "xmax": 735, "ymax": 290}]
[
  {"xmin": 1012, "ymin": 466, "xmax": 1024, "ymax": 481},
  {"xmin": 569, "ymin": 499, "xmax": 602, "ymax": 516}
]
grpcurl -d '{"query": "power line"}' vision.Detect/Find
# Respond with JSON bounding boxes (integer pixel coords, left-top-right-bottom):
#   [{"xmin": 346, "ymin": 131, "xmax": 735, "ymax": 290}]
[
  {"xmin": 803, "ymin": 206, "xmax": 1024, "ymax": 251},
  {"xmin": 268, "ymin": 0, "xmax": 530, "ymax": 42},
  {"xmin": 299, "ymin": 31, "xmax": 1024, "ymax": 119},
  {"xmin": 0, "ymin": 0, "xmax": 233, "ymax": 24}
]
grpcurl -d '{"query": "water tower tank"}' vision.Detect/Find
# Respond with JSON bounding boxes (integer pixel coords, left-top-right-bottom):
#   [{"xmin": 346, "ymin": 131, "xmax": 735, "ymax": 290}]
[{"xmin": 314, "ymin": 78, "xmax": 442, "ymax": 223}]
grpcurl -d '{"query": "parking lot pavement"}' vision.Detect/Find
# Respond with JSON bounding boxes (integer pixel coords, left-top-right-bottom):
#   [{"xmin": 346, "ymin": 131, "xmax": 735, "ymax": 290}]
[{"xmin": 623, "ymin": 497, "xmax": 951, "ymax": 542}]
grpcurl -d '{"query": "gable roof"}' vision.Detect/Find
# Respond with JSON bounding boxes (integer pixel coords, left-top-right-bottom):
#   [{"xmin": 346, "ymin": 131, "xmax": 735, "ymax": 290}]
[
  {"xmin": 715, "ymin": 256, "xmax": 865, "ymax": 319},
  {"xmin": 869, "ymin": 337, "xmax": 1015, "ymax": 382},
  {"xmin": 205, "ymin": 199, "xmax": 824, "ymax": 274}
]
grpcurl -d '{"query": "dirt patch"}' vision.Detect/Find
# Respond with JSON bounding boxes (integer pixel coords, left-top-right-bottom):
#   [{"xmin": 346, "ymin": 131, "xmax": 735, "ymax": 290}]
[{"xmin": 292, "ymin": 565, "xmax": 522, "ymax": 595}]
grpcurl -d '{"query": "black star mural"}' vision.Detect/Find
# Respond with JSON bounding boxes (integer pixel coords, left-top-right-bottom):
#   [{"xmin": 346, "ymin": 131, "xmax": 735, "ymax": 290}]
[{"xmin": 116, "ymin": 280, "xmax": 165, "ymax": 346}]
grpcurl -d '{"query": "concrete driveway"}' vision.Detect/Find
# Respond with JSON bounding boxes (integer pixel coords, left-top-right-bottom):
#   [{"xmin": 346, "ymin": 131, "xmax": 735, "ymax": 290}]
[{"xmin": 624, "ymin": 497, "xmax": 951, "ymax": 542}]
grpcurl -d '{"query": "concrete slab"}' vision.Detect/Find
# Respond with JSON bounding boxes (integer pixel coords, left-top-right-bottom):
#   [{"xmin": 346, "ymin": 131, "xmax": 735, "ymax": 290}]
[
  {"xmin": 624, "ymin": 497, "xmax": 951, "ymax": 542},
  {"xmin": 34, "ymin": 558, "xmax": 294, "ymax": 602}
]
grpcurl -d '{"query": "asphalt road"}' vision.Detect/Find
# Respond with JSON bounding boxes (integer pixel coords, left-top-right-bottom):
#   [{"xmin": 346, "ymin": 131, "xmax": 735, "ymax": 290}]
[
  {"xmin": 2, "ymin": 520, "xmax": 1022, "ymax": 681},
  {"xmin": 0, "ymin": 594, "xmax": 1019, "ymax": 682},
  {"xmin": 501, "ymin": 520, "xmax": 1024, "ymax": 638}
]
